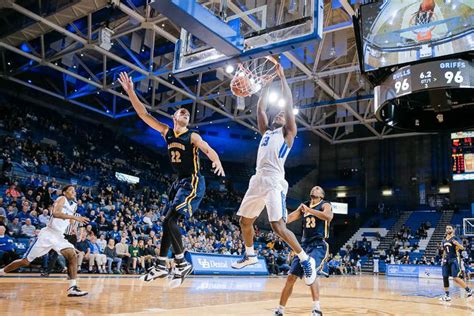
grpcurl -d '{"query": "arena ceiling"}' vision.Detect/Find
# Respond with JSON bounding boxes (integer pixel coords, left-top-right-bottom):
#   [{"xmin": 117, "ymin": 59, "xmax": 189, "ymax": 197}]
[{"xmin": 0, "ymin": 0, "xmax": 427, "ymax": 144}]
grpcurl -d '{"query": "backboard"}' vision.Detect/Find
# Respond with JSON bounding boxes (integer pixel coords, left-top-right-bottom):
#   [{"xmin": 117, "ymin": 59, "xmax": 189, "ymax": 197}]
[{"xmin": 171, "ymin": 0, "xmax": 323, "ymax": 76}]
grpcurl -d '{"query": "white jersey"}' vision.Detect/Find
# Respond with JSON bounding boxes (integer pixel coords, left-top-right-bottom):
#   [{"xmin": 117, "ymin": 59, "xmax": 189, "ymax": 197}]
[
  {"xmin": 256, "ymin": 127, "xmax": 290, "ymax": 178},
  {"xmin": 48, "ymin": 196, "xmax": 77, "ymax": 234}
]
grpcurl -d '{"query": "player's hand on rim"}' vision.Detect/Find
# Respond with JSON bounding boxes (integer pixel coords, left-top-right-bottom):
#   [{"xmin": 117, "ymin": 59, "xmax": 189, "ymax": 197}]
[
  {"xmin": 118, "ymin": 72, "xmax": 134, "ymax": 93},
  {"xmin": 212, "ymin": 161, "xmax": 225, "ymax": 177}
]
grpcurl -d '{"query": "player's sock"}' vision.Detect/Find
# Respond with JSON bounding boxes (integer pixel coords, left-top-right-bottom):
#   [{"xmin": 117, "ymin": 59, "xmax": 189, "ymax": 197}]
[
  {"xmin": 312, "ymin": 301, "xmax": 321, "ymax": 311},
  {"xmin": 69, "ymin": 279, "xmax": 77, "ymax": 288},
  {"xmin": 0, "ymin": 268, "xmax": 5, "ymax": 276},
  {"xmin": 445, "ymin": 290, "xmax": 450, "ymax": 296},
  {"xmin": 277, "ymin": 305, "xmax": 285, "ymax": 314},
  {"xmin": 245, "ymin": 246, "xmax": 255, "ymax": 256},
  {"xmin": 158, "ymin": 256, "xmax": 167, "ymax": 262},
  {"xmin": 175, "ymin": 253, "xmax": 185, "ymax": 260},
  {"xmin": 297, "ymin": 251, "xmax": 309, "ymax": 262}
]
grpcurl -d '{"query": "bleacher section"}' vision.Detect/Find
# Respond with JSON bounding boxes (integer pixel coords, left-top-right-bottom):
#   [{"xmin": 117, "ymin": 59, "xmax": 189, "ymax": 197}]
[{"xmin": 341, "ymin": 228, "xmax": 388, "ymax": 251}]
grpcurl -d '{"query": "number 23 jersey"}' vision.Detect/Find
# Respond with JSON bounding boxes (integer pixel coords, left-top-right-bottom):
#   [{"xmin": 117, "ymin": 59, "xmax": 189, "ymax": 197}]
[
  {"xmin": 301, "ymin": 200, "xmax": 330, "ymax": 246},
  {"xmin": 165, "ymin": 128, "xmax": 200, "ymax": 178}
]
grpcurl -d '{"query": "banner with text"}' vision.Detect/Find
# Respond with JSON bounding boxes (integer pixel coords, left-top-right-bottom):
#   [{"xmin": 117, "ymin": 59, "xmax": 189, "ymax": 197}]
[
  {"xmin": 186, "ymin": 252, "xmax": 269, "ymax": 275},
  {"xmin": 386, "ymin": 264, "xmax": 443, "ymax": 279}
]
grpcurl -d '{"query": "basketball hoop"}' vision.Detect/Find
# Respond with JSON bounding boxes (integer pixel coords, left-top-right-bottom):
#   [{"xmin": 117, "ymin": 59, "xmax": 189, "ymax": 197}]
[{"xmin": 230, "ymin": 57, "xmax": 278, "ymax": 97}]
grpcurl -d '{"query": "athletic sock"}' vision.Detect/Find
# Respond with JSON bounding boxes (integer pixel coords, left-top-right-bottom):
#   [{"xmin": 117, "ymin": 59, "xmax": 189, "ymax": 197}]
[
  {"xmin": 297, "ymin": 251, "xmax": 309, "ymax": 262},
  {"xmin": 313, "ymin": 301, "xmax": 321, "ymax": 311},
  {"xmin": 69, "ymin": 279, "xmax": 77, "ymax": 288},
  {"xmin": 0, "ymin": 268, "xmax": 5, "ymax": 276},
  {"xmin": 175, "ymin": 253, "xmax": 184, "ymax": 260},
  {"xmin": 245, "ymin": 246, "xmax": 255, "ymax": 256},
  {"xmin": 445, "ymin": 290, "xmax": 450, "ymax": 296},
  {"xmin": 277, "ymin": 305, "xmax": 285, "ymax": 314},
  {"xmin": 158, "ymin": 256, "xmax": 167, "ymax": 262}
]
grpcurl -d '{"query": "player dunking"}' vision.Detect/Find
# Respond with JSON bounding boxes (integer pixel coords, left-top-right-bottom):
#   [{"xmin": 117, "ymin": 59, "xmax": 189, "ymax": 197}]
[
  {"xmin": 231, "ymin": 59, "xmax": 318, "ymax": 286},
  {"xmin": 274, "ymin": 186, "xmax": 332, "ymax": 316},
  {"xmin": 0, "ymin": 185, "xmax": 89, "ymax": 297},
  {"xmin": 439, "ymin": 225, "xmax": 472, "ymax": 301},
  {"xmin": 118, "ymin": 72, "xmax": 225, "ymax": 287}
]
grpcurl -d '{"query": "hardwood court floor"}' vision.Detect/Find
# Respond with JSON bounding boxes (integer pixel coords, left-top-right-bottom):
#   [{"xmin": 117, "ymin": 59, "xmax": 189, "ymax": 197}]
[{"xmin": 0, "ymin": 274, "xmax": 472, "ymax": 315}]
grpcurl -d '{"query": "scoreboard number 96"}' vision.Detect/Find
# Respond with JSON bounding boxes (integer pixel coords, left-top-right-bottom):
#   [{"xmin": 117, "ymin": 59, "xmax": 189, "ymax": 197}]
[
  {"xmin": 394, "ymin": 78, "xmax": 410, "ymax": 94},
  {"xmin": 444, "ymin": 71, "xmax": 464, "ymax": 84}
]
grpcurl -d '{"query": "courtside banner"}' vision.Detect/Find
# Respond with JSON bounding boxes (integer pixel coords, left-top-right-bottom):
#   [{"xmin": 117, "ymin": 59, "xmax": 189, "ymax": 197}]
[
  {"xmin": 386, "ymin": 264, "xmax": 419, "ymax": 277},
  {"xmin": 387, "ymin": 264, "xmax": 443, "ymax": 279},
  {"xmin": 417, "ymin": 265, "xmax": 442, "ymax": 279},
  {"xmin": 186, "ymin": 252, "xmax": 269, "ymax": 275}
]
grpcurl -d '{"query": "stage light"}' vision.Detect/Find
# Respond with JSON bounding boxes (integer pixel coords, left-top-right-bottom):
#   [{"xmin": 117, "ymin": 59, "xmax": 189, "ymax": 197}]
[
  {"xmin": 225, "ymin": 65, "xmax": 234, "ymax": 73},
  {"xmin": 382, "ymin": 189, "xmax": 393, "ymax": 196},
  {"xmin": 337, "ymin": 192, "xmax": 347, "ymax": 198}
]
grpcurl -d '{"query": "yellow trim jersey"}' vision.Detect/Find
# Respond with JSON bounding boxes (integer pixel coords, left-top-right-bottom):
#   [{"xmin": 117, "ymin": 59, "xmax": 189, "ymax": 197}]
[{"xmin": 165, "ymin": 128, "xmax": 200, "ymax": 178}]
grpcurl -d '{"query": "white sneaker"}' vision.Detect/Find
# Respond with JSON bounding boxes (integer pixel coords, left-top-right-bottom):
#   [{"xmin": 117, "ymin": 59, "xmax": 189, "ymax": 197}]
[
  {"xmin": 140, "ymin": 260, "xmax": 169, "ymax": 282},
  {"xmin": 168, "ymin": 261, "xmax": 193, "ymax": 289},
  {"xmin": 274, "ymin": 309, "xmax": 283, "ymax": 316},
  {"xmin": 439, "ymin": 294, "xmax": 451, "ymax": 302},
  {"xmin": 67, "ymin": 286, "xmax": 88, "ymax": 297},
  {"xmin": 231, "ymin": 255, "xmax": 258, "ymax": 269},
  {"xmin": 300, "ymin": 257, "xmax": 316, "ymax": 286},
  {"xmin": 311, "ymin": 309, "xmax": 323, "ymax": 315}
]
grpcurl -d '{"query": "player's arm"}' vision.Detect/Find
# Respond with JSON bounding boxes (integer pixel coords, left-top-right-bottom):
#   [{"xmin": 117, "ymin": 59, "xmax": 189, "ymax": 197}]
[
  {"xmin": 191, "ymin": 132, "xmax": 225, "ymax": 177},
  {"xmin": 274, "ymin": 61, "xmax": 297, "ymax": 147},
  {"xmin": 302, "ymin": 203, "xmax": 333, "ymax": 222},
  {"xmin": 52, "ymin": 197, "xmax": 89, "ymax": 224},
  {"xmin": 452, "ymin": 237, "xmax": 464, "ymax": 251},
  {"xmin": 118, "ymin": 72, "xmax": 169, "ymax": 136},
  {"xmin": 287, "ymin": 205, "xmax": 304, "ymax": 224},
  {"xmin": 256, "ymin": 81, "xmax": 272, "ymax": 135}
]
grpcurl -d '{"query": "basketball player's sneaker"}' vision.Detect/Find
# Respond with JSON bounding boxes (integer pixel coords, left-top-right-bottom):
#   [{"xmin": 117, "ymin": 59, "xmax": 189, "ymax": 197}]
[
  {"xmin": 67, "ymin": 286, "xmax": 88, "ymax": 297},
  {"xmin": 231, "ymin": 255, "xmax": 258, "ymax": 269},
  {"xmin": 168, "ymin": 260, "xmax": 193, "ymax": 289},
  {"xmin": 312, "ymin": 309, "xmax": 323, "ymax": 315},
  {"xmin": 273, "ymin": 310, "xmax": 283, "ymax": 316},
  {"xmin": 301, "ymin": 257, "xmax": 316, "ymax": 286},
  {"xmin": 439, "ymin": 294, "xmax": 451, "ymax": 302},
  {"xmin": 467, "ymin": 289, "xmax": 473, "ymax": 297},
  {"xmin": 140, "ymin": 259, "xmax": 169, "ymax": 282}
]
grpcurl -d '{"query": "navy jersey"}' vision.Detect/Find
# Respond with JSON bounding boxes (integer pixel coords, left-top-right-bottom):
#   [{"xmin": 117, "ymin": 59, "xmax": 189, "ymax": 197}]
[
  {"xmin": 301, "ymin": 200, "xmax": 330, "ymax": 246},
  {"xmin": 442, "ymin": 236, "xmax": 462, "ymax": 261},
  {"xmin": 165, "ymin": 128, "xmax": 200, "ymax": 178}
]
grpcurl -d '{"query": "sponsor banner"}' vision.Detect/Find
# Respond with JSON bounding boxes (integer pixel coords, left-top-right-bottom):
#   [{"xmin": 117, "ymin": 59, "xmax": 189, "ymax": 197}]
[
  {"xmin": 418, "ymin": 265, "xmax": 443, "ymax": 279},
  {"xmin": 187, "ymin": 252, "xmax": 269, "ymax": 275},
  {"xmin": 331, "ymin": 202, "xmax": 348, "ymax": 215},
  {"xmin": 386, "ymin": 264, "xmax": 419, "ymax": 277},
  {"xmin": 386, "ymin": 264, "xmax": 443, "ymax": 279}
]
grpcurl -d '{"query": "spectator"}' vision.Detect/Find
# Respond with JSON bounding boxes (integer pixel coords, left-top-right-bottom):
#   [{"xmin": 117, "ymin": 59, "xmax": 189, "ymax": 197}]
[
  {"xmin": 8, "ymin": 217, "xmax": 22, "ymax": 237},
  {"xmin": 76, "ymin": 232, "xmax": 90, "ymax": 272},
  {"xmin": 96, "ymin": 234, "xmax": 107, "ymax": 253},
  {"xmin": 115, "ymin": 237, "xmax": 131, "ymax": 273},
  {"xmin": 5, "ymin": 184, "xmax": 20, "ymax": 198},
  {"xmin": 129, "ymin": 239, "xmax": 141, "ymax": 274},
  {"xmin": 38, "ymin": 209, "xmax": 50, "ymax": 227},
  {"xmin": 88, "ymin": 235, "xmax": 107, "ymax": 273},
  {"xmin": 21, "ymin": 218, "xmax": 35, "ymax": 238},
  {"xmin": 104, "ymin": 239, "xmax": 122, "ymax": 274},
  {"xmin": 143, "ymin": 238, "xmax": 157, "ymax": 269},
  {"xmin": 0, "ymin": 225, "xmax": 18, "ymax": 266}
]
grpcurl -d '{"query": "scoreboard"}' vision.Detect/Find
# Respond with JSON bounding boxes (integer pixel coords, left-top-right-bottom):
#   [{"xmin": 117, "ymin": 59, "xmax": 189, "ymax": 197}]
[
  {"xmin": 452, "ymin": 131, "xmax": 474, "ymax": 181},
  {"xmin": 375, "ymin": 59, "xmax": 473, "ymax": 108}
]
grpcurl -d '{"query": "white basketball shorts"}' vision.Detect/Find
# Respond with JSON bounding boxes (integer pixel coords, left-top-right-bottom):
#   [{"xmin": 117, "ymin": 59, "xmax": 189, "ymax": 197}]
[
  {"xmin": 23, "ymin": 227, "xmax": 74, "ymax": 262},
  {"xmin": 237, "ymin": 174, "xmax": 289, "ymax": 222}
]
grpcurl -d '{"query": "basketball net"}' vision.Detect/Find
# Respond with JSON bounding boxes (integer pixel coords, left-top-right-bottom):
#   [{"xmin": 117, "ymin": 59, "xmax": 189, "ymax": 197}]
[
  {"xmin": 410, "ymin": 10, "xmax": 436, "ymax": 42},
  {"xmin": 230, "ymin": 57, "xmax": 278, "ymax": 97}
]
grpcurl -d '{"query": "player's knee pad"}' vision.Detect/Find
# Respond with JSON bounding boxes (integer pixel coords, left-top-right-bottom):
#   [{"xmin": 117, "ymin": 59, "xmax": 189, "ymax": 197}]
[{"xmin": 443, "ymin": 276, "xmax": 449, "ymax": 288}]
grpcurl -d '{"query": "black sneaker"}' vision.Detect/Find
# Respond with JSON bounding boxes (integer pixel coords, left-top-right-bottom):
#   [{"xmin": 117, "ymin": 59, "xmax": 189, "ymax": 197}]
[
  {"xmin": 40, "ymin": 271, "xmax": 50, "ymax": 277},
  {"xmin": 312, "ymin": 309, "xmax": 323, "ymax": 315},
  {"xmin": 67, "ymin": 286, "xmax": 88, "ymax": 297},
  {"xmin": 168, "ymin": 260, "xmax": 193, "ymax": 289},
  {"xmin": 139, "ymin": 260, "xmax": 169, "ymax": 282},
  {"xmin": 273, "ymin": 309, "xmax": 283, "ymax": 316},
  {"xmin": 467, "ymin": 289, "xmax": 473, "ymax": 298}
]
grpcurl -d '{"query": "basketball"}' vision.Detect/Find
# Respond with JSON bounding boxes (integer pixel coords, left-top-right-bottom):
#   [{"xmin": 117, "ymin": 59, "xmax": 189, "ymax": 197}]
[{"xmin": 230, "ymin": 74, "xmax": 252, "ymax": 97}]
